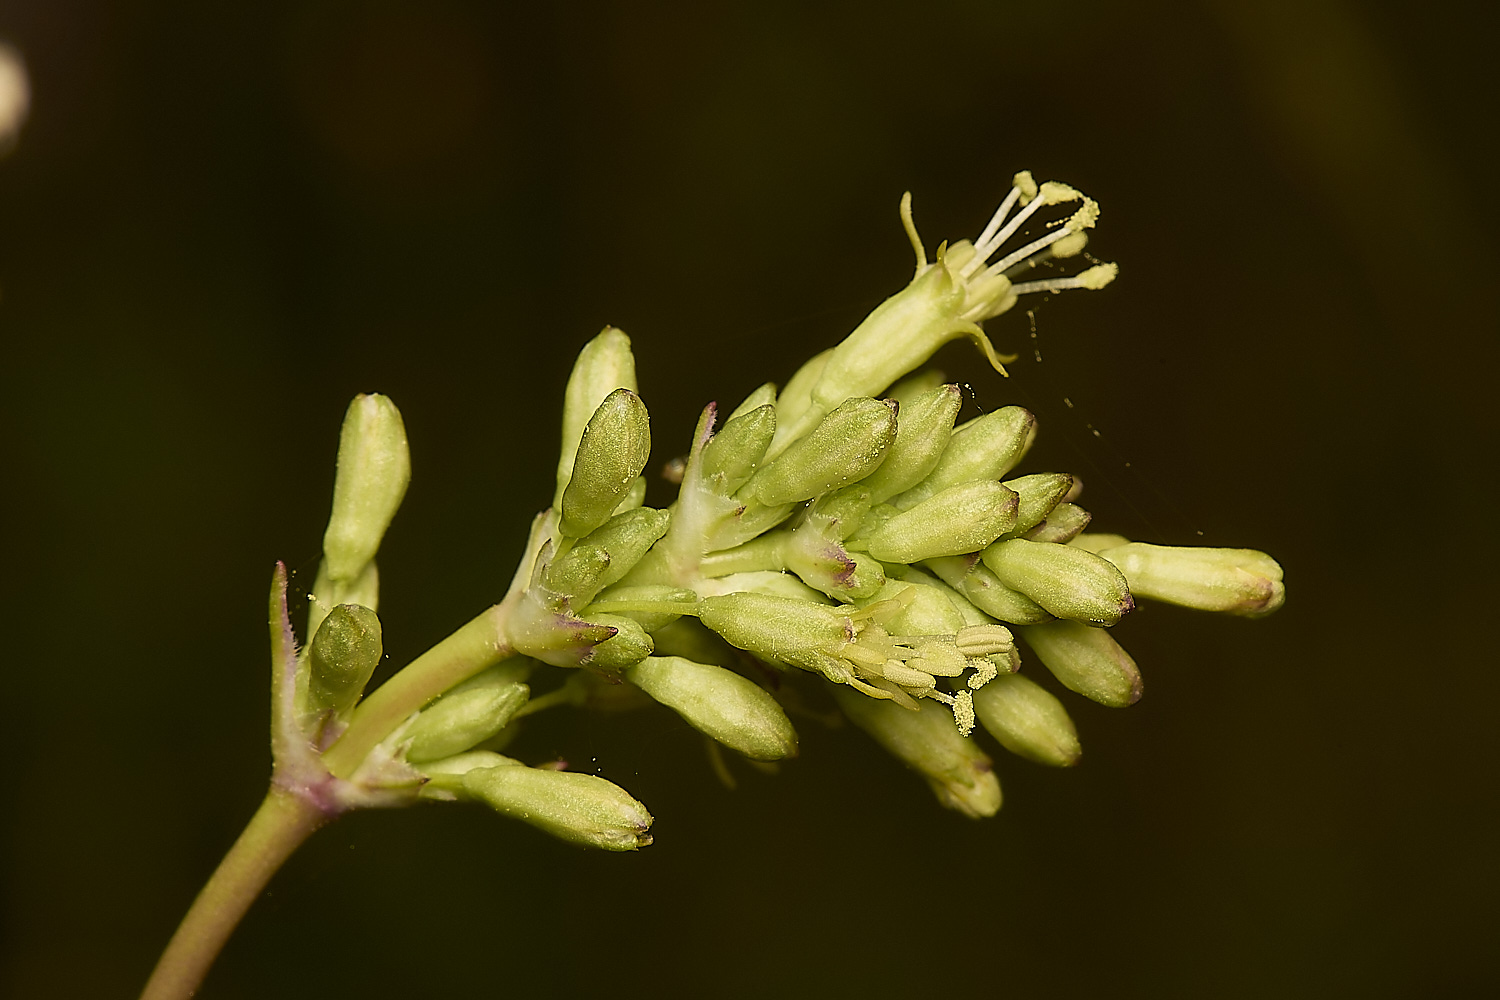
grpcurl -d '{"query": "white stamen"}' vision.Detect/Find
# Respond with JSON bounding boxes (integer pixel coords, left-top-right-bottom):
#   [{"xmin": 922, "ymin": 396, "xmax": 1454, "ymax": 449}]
[
  {"xmin": 968, "ymin": 192, "xmax": 1050, "ymax": 272},
  {"xmin": 984, "ymin": 226, "xmax": 1077, "ymax": 278},
  {"xmin": 969, "ymin": 186, "xmax": 1024, "ymax": 265},
  {"xmin": 1011, "ymin": 262, "xmax": 1119, "ymax": 295}
]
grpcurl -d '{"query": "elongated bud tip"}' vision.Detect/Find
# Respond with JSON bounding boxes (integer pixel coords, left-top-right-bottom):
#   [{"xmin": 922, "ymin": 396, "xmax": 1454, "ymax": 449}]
[
  {"xmin": 323, "ymin": 394, "xmax": 411, "ymax": 582},
  {"xmin": 462, "ymin": 765, "xmax": 654, "ymax": 850},
  {"xmin": 1098, "ymin": 542, "xmax": 1285, "ymax": 617}
]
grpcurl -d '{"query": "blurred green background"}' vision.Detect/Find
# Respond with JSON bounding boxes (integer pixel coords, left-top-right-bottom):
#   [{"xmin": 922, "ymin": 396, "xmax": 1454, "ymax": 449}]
[{"xmin": 2, "ymin": 1, "xmax": 1496, "ymax": 997}]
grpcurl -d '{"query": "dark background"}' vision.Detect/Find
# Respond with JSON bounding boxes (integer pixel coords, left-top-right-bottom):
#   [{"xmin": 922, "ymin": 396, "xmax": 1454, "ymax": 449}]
[{"xmin": 2, "ymin": 1, "xmax": 1496, "ymax": 997}]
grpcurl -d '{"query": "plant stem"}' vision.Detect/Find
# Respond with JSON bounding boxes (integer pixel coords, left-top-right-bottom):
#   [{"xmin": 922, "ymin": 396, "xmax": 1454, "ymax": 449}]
[
  {"xmin": 321, "ymin": 598, "xmax": 517, "ymax": 778},
  {"xmin": 141, "ymin": 789, "xmax": 327, "ymax": 1000}
]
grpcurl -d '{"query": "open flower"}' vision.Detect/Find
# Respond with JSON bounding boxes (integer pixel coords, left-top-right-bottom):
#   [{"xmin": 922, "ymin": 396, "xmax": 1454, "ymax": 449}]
[
  {"xmin": 774, "ymin": 171, "xmax": 1119, "ymax": 447},
  {"xmin": 696, "ymin": 587, "xmax": 1014, "ymax": 733}
]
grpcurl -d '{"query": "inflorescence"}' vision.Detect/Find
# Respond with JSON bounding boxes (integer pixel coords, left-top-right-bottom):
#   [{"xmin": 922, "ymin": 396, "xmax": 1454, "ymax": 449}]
[{"xmin": 282, "ymin": 172, "xmax": 1285, "ymax": 846}]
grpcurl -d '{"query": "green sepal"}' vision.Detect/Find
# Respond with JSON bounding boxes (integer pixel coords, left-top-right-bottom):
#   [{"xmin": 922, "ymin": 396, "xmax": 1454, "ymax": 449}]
[
  {"xmin": 770, "ymin": 348, "xmax": 832, "ymax": 452},
  {"xmin": 696, "ymin": 592, "xmax": 848, "ymax": 676},
  {"xmin": 583, "ymin": 612, "xmax": 654, "ymax": 673},
  {"xmin": 585, "ymin": 584, "xmax": 698, "ymax": 632},
  {"xmin": 545, "ymin": 506, "xmax": 672, "ymax": 605},
  {"xmin": 727, "ymin": 382, "xmax": 777, "ymax": 421},
  {"xmin": 863, "ymin": 579, "xmax": 966, "ymax": 636},
  {"xmin": 307, "ymin": 559, "xmax": 379, "ymax": 642},
  {"xmin": 883, "ymin": 368, "xmax": 949, "ymax": 409},
  {"xmin": 797, "ymin": 261, "xmax": 981, "ymax": 438}
]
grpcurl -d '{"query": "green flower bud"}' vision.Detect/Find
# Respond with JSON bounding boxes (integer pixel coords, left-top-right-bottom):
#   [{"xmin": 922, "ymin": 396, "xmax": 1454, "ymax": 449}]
[
  {"xmin": 612, "ymin": 475, "xmax": 648, "ymax": 515},
  {"xmin": 583, "ymin": 612, "xmax": 654, "ymax": 672},
  {"xmin": 461, "ymin": 764, "xmax": 653, "ymax": 851},
  {"xmin": 865, "ymin": 480, "xmax": 1019, "ymax": 563},
  {"xmin": 1020, "ymin": 619, "xmax": 1142, "ymax": 707},
  {"xmin": 404, "ymin": 665, "xmax": 530, "ymax": 764},
  {"xmin": 727, "ymin": 381, "xmax": 777, "ymax": 421},
  {"xmin": 555, "ymin": 327, "xmax": 637, "ymax": 507},
  {"xmin": 1022, "ymin": 502, "xmax": 1092, "ymax": 544},
  {"xmin": 1095, "ymin": 542, "xmax": 1285, "ymax": 617},
  {"xmin": 420, "ymin": 750, "xmax": 520, "ymax": 779},
  {"xmin": 1000, "ymin": 473, "xmax": 1073, "ymax": 538},
  {"xmin": 541, "ymin": 544, "xmax": 612, "ymax": 606},
  {"xmin": 626, "ymin": 656, "xmax": 798, "ymax": 761},
  {"xmin": 741, "ymin": 397, "xmax": 898, "ymax": 506},
  {"xmin": 307, "ymin": 560, "xmax": 380, "ymax": 640},
  {"xmin": 322, "ymin": 394, "xmax": 411, "ymax": 582},
  {"xmin": 892, "ymin": 405, "xmax": 1034, "ymax": 509},
  {"xmin": 546, "ymin": 507, "xmax": 672, "ymax": 605},
  {"xmin": 868, "ymin": 579, "xmax": 966, "ymax": 635},
  {"xmin": 982, "ymin": 538, "xmax": 1134, "ymax": 627},
  {"xmin": 770, "ymin": 348, "xmax": 832, "ymax": 451},
  {"xmin": 307, "ymin": 603, "xmax": 383, "ymax": 720},
  {"xmin": 894, "ymin": 566, "xmax": 999, "ymax": 628},
  {"xmin": 925, "ymin": 555, "xmax": 1052, "ymax": 625},
  {"xmin": 699, "ymin": 571, "xmax": 826, "ymax": 604},
  {"xmin": 560, "ymin": 388, "xmax": 653, "ymax": 539},
  {"xmin": 833, "ymin": 688, "xmax": 1001, "ymax": 818},
  {"xmin": 700, "ymin": 403, "xmax": 776, "ymax": 493},
  {"xmin": 808, "ymin": 487, "xmax": 875, "ymax": 540},
  {"xmin": 697, "ymin": 592, "xmax": 850, "ymax": 676},
  {"xmin": 972, "ymin": 673, "xmax": 1081, "ymax": 767},
  {"xmin": 857, "ymin": 384, "xmax": 963, "ymax": 503}
]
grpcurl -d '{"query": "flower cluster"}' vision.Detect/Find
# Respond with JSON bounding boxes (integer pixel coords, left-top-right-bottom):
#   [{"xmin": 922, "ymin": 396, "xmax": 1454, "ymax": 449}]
[{"xmin": 290, "ymin": 173, "xmax": 1284, "ymax": 846}]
